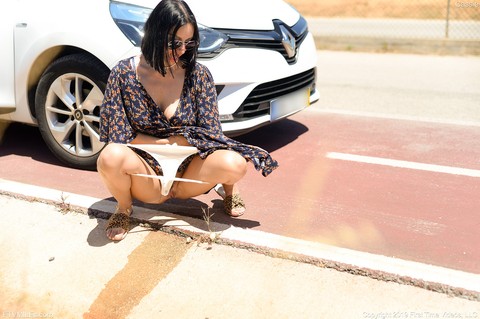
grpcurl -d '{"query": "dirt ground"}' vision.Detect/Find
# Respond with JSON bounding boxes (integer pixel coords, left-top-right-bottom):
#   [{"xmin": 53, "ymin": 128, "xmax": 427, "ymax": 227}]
[{"xmin": 286, "ymin": 0, "xmax": 479, "ymax": 20}]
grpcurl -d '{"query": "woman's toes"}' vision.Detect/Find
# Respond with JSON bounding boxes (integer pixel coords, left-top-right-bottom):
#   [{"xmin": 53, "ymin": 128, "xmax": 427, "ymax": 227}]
[
  {"xmin": 231, "ymin": 207, "xmax": 245, "ymax": 217},
  {"xmin": 107, "ymin": 227, "xmax": 126, "ymax": 241}
]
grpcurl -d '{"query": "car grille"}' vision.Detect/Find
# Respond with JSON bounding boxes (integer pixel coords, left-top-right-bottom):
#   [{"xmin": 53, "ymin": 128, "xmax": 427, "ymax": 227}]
[
  {"xmin": 199, "ymin": 17, "xmax": 309, "ymax": 65},
  {"xmin": 226, "ymin": 29, "xmax": 308, "ymax": 65},
  {"xmin": 232, "ymin": 68, "xmax": 316, "ymax": 120}
]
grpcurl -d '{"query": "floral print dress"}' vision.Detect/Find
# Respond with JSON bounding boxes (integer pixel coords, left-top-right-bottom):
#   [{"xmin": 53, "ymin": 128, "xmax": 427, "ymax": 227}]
[{"xmin": 99, "ymin": 57, "xmax": 278, "ymax": 177}]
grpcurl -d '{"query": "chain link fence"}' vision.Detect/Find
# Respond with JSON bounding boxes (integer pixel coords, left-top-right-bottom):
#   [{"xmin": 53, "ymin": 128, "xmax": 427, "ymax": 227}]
[
  {"xmin": 445, "ymin": 1, "xmax": 480, "ymax": 39},
  {"xmin": 292, "ymin": 0, "xmax": 480, "ymax": 40}
]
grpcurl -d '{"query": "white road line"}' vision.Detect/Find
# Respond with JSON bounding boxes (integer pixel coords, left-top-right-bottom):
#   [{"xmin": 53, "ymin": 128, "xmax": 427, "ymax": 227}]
[{"xmin": 326, "ymin": 152, "xmax": 480, "ymax": 178}]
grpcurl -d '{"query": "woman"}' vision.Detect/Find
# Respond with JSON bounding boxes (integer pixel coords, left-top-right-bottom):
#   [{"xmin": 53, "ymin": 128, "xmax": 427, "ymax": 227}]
[{"xmin": 97, "ymin": 0, "xmax": 278, "ymax": 241}]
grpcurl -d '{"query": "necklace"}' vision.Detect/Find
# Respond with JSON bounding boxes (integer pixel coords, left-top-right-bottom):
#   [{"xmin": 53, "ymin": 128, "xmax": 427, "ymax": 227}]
[
  {"xmin": 138, "ymin": 55, "xmax": 179, "ymax": 71},
  {"xmin": 164, "ymin": 62, "xmax": 178, "ymax": 70}
]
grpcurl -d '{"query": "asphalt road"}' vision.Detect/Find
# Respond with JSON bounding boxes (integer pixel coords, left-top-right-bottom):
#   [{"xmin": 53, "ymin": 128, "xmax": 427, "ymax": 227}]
[
  {"xmin": 315, "ymin": 50, "xmax": 480, "ymax": 125},
  {"xmin": 1, "ymin": 51, "xmax": 479, "ymax": 274}
]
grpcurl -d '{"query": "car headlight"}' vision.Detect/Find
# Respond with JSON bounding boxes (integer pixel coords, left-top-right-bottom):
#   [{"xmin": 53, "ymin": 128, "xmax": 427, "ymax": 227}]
[
  {"xmin": 197, "ymin": 24, "xmax": 228, "ymax": 54},
  {"xmin": 109, "ymin": 1, "xmax": 228, "ymax": 53},
  {"xmin": 110, "ymin": 2, "xmax": 152, "ymax": 47}
]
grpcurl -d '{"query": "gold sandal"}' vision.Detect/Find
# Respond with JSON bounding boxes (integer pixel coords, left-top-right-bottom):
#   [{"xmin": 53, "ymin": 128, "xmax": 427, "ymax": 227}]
[
  {"xmin": 224, "ymin": 193, "xmax": 246, "ymax": 217},
  {"xmin": 105, "ymin": 206, "xmax": 132, "ymax": 241}
]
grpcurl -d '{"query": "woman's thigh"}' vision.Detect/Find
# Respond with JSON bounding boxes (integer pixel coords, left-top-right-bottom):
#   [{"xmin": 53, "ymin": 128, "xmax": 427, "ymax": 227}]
[
  {"xmin": 98, "ymin": 143, "xmax": 166, "ymax": 204},
  {"xmin": 173, "ymin": 150, "xmax": 247, "ymax": 199}
]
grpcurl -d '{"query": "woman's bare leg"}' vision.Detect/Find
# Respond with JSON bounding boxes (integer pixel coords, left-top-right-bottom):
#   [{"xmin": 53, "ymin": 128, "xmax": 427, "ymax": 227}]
[
  {"xmin": 220, "ymin": 184, "xmax": 236, "ymax": 197},
  {"xmin": 172, "ymin": 150, "xmax": 248, "ymax": 199},
  {"xmin": 98, "ymin": 146, "xmax": 249, "ymax": 239},
  {"xmin": 97, "ymin": 143, "xmax": 171, "ymax": 240}
]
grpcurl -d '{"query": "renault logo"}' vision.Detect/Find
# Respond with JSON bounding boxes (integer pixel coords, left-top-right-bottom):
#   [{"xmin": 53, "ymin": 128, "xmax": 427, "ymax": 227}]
[{"xmin": 279, "ymin": 25, "xmax": 296, "ymax": 59}]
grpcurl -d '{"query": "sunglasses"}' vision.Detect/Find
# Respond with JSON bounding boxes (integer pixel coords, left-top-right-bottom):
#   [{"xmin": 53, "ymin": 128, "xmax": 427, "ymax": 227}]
[{"xmin": 168, "ymin": 39, "xmax": 198, "ymax": 50}]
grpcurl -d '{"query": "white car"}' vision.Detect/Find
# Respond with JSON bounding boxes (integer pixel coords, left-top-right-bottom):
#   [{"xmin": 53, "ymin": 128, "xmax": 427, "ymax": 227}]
[{"xmin": 0, "ymin": 0, "xmax": 319, "ymax": 170}]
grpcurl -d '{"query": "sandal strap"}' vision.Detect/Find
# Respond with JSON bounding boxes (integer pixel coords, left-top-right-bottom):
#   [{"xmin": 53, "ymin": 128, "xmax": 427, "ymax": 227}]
[
  {"xmin": 105, "ymin": 211, "xmax": 131, "ymax": 232},
  {"xmin": 224, "ymin": 194, "xmax": 245, "ymax": 214},
  {"xmin": 115, "ymin": 206, "xmax": 133, "ymax": 215}
]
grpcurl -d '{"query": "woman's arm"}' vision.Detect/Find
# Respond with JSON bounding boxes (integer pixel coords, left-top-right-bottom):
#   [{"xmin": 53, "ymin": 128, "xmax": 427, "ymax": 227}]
[{"xmin": 194, "ymin": 64, "xmax": 222, "ymax": 134}]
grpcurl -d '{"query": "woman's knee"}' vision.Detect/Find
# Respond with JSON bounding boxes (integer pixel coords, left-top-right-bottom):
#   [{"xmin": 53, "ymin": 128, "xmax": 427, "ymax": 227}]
[
  {"xmin": 220, "ymin": 151, "xmax": 248, "ymax": 178},
  {"xmin": 97, "ymin": 143, "xmax": 130, "ymax": 172}
]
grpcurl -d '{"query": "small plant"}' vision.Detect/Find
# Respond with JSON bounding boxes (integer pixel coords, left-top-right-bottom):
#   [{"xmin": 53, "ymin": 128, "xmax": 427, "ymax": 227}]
[
  {"xmin": 57, "ymin": 192, "xmax": 71, "ymax": 214},
  {"xmin": 195, "ymin": 206, "xmax": 217, "ymax": 249},
  {"xmin": 202, "ymin": 206, "xmax": 214, "ymax": 233}
]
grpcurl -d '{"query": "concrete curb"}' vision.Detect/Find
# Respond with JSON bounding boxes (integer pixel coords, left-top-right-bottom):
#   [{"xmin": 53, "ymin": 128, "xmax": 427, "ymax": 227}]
[
  {"xmin": 1, "ymin": 178, "xmax": 479, "ymax": 301},
  {"xmin": 313, "ymin": 35, "xmax": 480, "ymax": 56}
]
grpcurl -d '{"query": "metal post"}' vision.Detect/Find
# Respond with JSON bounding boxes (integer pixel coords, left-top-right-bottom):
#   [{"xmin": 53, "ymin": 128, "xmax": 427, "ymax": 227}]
[{"xmin": 445, "ymin": 0, "xmax": 451, "ymax": 38}]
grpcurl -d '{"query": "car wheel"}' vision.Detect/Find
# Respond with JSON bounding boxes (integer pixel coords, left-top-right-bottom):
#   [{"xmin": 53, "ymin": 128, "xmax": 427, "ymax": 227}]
[{"xmin": 35, "ymin": 53, "xmax": 110, "ymax": 170}]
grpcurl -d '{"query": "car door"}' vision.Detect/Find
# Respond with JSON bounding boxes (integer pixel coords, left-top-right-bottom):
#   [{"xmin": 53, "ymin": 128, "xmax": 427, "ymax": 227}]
[{"xmin": 0, "ymin": 1, "xmax": 17, "ymax": 111}]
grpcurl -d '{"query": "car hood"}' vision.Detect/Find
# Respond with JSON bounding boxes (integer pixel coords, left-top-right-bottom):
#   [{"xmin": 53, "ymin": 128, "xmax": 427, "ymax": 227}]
[{"xmin": 118, "ymin": 0, "xmax": 300, "ymax": 29}]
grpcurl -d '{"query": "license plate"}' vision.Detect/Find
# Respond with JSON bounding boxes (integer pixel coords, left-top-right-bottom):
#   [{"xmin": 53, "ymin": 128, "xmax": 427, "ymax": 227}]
[{"xmin": 270, "ymin": 87, "xmax": 310, "ymax": 122}]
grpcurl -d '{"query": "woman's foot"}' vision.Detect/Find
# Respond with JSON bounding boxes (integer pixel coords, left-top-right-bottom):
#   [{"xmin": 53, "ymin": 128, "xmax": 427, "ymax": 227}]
[
  {"xmin": 214, "ymin": 184, "xmax": 246, "ymax": 217},
  {"xmin": 105, "ymin": 206, "xmax": 133, "ymax": 241}
]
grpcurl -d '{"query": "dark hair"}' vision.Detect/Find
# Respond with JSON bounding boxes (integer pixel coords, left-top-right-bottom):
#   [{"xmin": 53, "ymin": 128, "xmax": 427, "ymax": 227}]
[{"xmin": 141, "ymin": 0, "xmax": 199, "ymax": 76}]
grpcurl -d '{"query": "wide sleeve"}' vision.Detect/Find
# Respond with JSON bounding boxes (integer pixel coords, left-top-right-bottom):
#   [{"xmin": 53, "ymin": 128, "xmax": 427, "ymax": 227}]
[
  {"xmin": 180, "ymin": 63, "xmax": 279, "ymax": 177},
  {"xmin": 99, "ymin": 64, "xmax": 135, "ymax": 144},
  {"xmin": 194, "ymin": 64, "xmax": 223, "ymax": 135}
]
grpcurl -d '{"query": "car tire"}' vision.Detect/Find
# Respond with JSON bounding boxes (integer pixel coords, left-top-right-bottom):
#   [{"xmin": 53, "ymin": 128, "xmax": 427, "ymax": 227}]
[{"xmin": 35, "ymin": 53, "xmax": 110, "ymax": 170}]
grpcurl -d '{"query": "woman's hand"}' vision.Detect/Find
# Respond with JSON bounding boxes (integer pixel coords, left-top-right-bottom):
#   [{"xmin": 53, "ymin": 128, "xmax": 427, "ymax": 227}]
[
  {"xmin": 131, "ymin": 133, "xmax": 190, "ymax": 146},
  {"xmin": 167, "ymin": 135, "xmax": 190, "ymax": 146}
]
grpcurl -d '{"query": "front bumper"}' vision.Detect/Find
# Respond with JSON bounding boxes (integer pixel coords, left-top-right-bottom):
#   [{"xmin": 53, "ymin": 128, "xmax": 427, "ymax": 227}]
[
  {"xmin": 202, "ymin": 27, "xmax": 318, "ymax": 135},
  {"xmin": 221, "ymin": 85, "xmax": 319, "ymax": 136}
]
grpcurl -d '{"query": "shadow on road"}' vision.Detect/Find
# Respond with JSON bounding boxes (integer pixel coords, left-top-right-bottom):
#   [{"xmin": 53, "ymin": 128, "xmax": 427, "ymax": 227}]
[
  {"xmin": 0, "ymin": 118, "xmax": 308, "ymax": 167},
  {"xmin": 86, "ymin": 196, "xmax": 262, "ymax": 247},
  {"xmin": 235, "ymin": 118, "xmax": 309, "ymax": 153},
  {"xmin": 140, "ymin": 198, "xmax": 262, "ymax": 229},
  {"xmin": 0, "ymin": 122, "xmax": 65, "ymax": 166}
]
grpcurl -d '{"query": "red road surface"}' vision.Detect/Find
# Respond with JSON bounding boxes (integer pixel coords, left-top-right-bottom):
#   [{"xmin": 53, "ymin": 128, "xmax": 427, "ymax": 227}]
[{"xmin": 1, "ymin": 108, "xmax": 479, "ymax": 274}]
